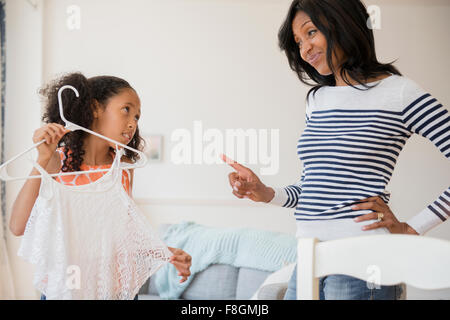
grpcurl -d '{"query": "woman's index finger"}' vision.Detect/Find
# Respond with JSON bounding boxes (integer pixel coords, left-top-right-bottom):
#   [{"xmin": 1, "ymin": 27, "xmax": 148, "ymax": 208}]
[{"xmin": 220, "ymin": 153, "xmax": 247, "ymax": 172}]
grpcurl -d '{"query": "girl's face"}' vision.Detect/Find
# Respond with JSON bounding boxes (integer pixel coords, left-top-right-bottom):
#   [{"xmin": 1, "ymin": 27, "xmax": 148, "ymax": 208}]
[
  {"xmin": 93, "ymin": 88, "xmax": 141, "ymax": 148},
  {"xmin": 292, "ymin": 11, "xmax": 344, "ymax": 75}
]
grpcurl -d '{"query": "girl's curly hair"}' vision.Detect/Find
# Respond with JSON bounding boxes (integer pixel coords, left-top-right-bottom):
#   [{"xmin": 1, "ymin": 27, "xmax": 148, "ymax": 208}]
[{"xmin": 40, "ymin": 72, "xmax": 144, "ymax": 172}]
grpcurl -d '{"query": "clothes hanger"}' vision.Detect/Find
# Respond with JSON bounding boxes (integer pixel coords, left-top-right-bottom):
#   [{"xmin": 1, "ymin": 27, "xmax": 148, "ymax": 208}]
[{"xmin": 0, "ymin": 85, "xmax": 148, "ymax": 181}]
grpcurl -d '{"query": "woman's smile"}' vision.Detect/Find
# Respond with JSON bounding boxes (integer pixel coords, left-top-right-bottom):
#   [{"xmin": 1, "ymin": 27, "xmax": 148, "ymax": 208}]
[{"xmin": 307, "ymin": 52, "xmax": 322, "ymax": 66}]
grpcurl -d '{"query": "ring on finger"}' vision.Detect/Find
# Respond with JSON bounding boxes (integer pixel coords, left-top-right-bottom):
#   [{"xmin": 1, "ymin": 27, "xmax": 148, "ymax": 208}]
[{"xmin": 377, "ymin": 212, "xmax": 384, "ymax": 221}]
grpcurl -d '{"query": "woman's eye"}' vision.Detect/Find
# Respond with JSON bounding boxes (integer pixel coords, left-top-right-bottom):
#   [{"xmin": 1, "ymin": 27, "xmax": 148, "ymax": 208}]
[
  {"xmin": 308, "ymin": 29, "xmax": 317, "ymax": 37},
  {"xmin": 123, "ymin": 106, "xmax": 129, "ymax": 113}
]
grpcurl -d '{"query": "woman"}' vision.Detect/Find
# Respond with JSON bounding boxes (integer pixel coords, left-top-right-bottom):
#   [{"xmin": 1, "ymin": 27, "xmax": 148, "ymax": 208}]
[{"xmin": 222, "ymin": 0, "xmax": 449, "ymax": 300}]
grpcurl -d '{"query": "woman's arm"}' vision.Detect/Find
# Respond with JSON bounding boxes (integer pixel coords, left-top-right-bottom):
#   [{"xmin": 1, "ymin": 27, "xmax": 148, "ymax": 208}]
[
  {"xmin": 221, "ymin": 154, "xmax": 276, "ymax": 203},
  {"xmin": 352, "ymin": 196, "xmax": 419, "ymax": 235},
  {"xmin": 400, "ymin": 79, "xmax": 450, "ymax": 234},
  {"xmin": 269, "ymin": 168, "xmax": 305, "ymax": 208},
  {"xmin": 353, "ymin": 78, "xmax": 449, "ymax": 235},
  {"xmin": 269, "ymin": 101, "xmax": 311, "ymax": 208}
]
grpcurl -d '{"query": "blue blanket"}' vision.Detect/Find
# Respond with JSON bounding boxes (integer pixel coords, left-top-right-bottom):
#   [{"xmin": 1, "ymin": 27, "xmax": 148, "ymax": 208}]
[{"xmin": 154, "ymin": 221, "xmax": 297, "ymax": 299}]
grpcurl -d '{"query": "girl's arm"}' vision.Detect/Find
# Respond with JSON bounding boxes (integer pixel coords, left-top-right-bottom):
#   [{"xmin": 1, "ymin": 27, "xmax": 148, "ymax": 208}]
[
  {"xmin": 9, "ymin": 123, "xmax": 68, "ymax": 236},
  {"xmin": 9, "ymin": 151, "xmax": 61, "ymax": 236}
]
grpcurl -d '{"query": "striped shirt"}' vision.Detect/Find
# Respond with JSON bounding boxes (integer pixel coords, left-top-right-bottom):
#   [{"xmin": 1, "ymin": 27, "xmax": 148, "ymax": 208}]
[{"xmin": 270, "ymin": 75, "xmax": 449, "ymax": 240}]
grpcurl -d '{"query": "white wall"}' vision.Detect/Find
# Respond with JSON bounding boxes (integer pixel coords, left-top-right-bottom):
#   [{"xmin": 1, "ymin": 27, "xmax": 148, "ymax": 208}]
[
  {"xmin": 4, "ymin": 0, "xmax": 450, "ymax": 299},
  {"xmin": 41, "ymin": 0, "xmax": 305, "ymax": 234},
  {"xmin": 4, "ymin": 0, "xmax": 44, "ymax": 300}
]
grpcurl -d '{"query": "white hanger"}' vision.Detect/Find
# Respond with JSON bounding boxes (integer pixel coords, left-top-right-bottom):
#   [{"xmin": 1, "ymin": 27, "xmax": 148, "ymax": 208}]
[{"xmin": 0, "ymin": 85, "xmax": 148, "ymax": 181}]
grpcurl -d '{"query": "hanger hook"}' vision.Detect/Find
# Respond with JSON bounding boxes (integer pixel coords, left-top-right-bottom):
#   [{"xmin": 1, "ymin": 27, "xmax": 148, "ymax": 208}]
[{"xmin": 58, "ymin": 85, "xmax": 79, "ymax": 127}]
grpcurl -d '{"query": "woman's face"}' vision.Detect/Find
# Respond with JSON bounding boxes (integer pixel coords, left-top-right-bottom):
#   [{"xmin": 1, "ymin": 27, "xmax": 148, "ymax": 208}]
[{"xmin": 292, "ymin": 11, "xmax": 343, "ymax": 76}]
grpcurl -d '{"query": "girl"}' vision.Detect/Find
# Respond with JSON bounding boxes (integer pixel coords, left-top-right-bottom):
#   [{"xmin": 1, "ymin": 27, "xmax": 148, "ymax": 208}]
[
  {"xmin": 9, "ymin": 72, "xmax": 191, "ymax": 299},
  {"xmin": 222, "ymin": 0, "xmax": 449, "ymax": 300}
]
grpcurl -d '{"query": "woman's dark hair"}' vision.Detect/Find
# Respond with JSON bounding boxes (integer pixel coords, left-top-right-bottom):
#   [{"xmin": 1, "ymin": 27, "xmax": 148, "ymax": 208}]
[
  {"xmin": 278, "ymin": 0, "xmax": 401, "ymax": 98},
  {"xmin": 40, "ymin": 72, "xmax": 143, "ymax": 172}
]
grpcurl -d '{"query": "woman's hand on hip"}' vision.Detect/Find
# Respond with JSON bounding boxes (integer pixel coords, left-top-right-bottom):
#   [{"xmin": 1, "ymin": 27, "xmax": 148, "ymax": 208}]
[
  {"xmin": 352, "ymin": 196, "xmax": 419, "ymax": 235},
  {"xmin": 221, "ymin": 154, "xmax": 275, "ymax": 203}
]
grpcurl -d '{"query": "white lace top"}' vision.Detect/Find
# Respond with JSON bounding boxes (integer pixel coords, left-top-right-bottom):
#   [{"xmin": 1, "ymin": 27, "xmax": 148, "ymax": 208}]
[{"xmin": 18, "ymin": 147, "xmax": 172, "ymax": 300}]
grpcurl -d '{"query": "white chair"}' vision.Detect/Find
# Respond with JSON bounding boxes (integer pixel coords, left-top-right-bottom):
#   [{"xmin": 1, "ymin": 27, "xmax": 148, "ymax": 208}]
[{"xmin": 297, "ymin": 234, "xmax": 450, "ymax": 300}]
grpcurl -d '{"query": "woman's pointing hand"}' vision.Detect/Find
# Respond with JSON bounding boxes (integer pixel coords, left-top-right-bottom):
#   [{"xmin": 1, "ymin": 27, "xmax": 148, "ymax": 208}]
[{"xmin": 221, "ymin": 154, "xmax": 275, "ymax": 203}]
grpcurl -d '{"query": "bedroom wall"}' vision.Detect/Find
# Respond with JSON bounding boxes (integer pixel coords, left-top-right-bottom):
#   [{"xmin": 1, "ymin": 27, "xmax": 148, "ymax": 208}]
[
  {"xmin": 40, "ymin": 0, "xmax": 450, "ymax": 237},
  {"xmin": 4, "ymin": 0, "xmax": 44, "ymax": 300}
]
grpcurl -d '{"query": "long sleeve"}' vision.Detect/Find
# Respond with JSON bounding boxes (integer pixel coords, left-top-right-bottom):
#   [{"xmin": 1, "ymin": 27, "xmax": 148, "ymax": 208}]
[
  {"xmin": 270, "ymin": 169, "xmax": 305, "ymax": 208},
  {"xmin": 270, "ymin": 106, "xmax": 311, "ymax": 208},
  {"xmin": 400, "ymin": 78, "xmax": 450, "ymax": 234}
]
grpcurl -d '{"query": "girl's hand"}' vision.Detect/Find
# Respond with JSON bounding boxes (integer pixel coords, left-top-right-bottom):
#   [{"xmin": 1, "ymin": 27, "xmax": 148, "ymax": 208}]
[
  {"xmin": 33, "ymin": 123, "xmax": 70, "ymax": 161},
  {"xmin": 168, "ymin": 247, "xmax": 192, "ymax": 283},
  {"xmin": 352, "ymin": 196, "xmax": 419, "ymax": 235},
  {"xmin": 221, "ymin": 154, "xmax": 275, "ymax": 203}
]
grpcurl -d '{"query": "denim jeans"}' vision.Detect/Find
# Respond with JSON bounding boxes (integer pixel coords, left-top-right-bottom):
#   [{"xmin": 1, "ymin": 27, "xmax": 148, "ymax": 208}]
[
  {"xmin": 283, "ymin": 264, "xmax": 403, "ymax": 300},
  {"xmin": 40, "ymin": 294, "xmax": 139, "ymax": 300}
]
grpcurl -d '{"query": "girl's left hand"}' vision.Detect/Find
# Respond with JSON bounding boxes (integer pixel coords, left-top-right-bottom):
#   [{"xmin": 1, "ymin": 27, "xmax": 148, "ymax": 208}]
[
  {"xmin": 352, "ymin": 196, "xmax": 418, "ymax": 235},
  {"xmin": 168, "ymin": 247, "xmax": 192, "ymax": 283}
]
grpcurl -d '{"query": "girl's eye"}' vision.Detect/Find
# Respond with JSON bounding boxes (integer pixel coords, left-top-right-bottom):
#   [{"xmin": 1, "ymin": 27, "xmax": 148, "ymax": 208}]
[
  {"xmin": 135, "ymin": 115, "xmax": 140, "ymax": 121},
  {"xmin": 122, "ymin": 106, "xmax": 129, "ymax": 113}
]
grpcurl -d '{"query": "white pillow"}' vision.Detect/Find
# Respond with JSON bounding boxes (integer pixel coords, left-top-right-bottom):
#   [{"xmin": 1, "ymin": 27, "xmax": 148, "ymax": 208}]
[{"xmin": 250, "ymin": 263, "xmax": 296, "ymax": 300}]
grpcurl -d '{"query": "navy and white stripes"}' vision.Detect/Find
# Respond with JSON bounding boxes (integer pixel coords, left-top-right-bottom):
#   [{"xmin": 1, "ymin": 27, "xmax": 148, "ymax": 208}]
[
  {"xmin": 401, "ymin": 92, "xmax": 450, "ymax": 222},
  {"xmin": 402, "ymin": 93, "xmax": 450, "ymax": 158},
  {"xmin": 280, "ymin": 76, "xmax": 449, "ymax": 231}
]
